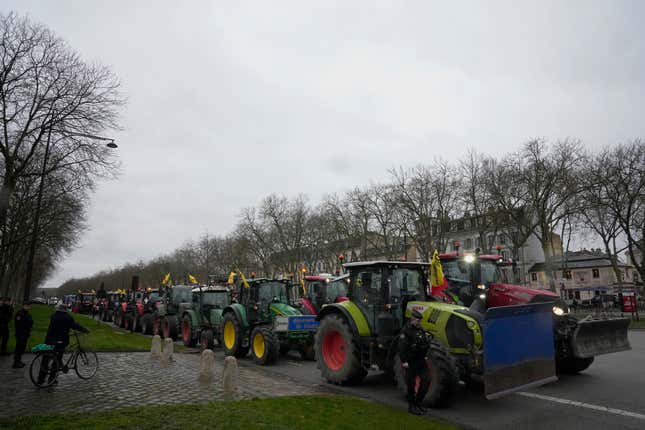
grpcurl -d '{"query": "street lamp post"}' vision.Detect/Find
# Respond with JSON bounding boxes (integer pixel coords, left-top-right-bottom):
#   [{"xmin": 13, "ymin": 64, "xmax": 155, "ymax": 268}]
[{"xmin": 22, "ymin": 131, "xmax": 117, "ymax": 303}]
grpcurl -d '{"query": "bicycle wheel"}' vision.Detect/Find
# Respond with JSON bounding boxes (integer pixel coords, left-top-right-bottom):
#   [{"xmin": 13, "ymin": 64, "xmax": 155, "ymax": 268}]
[
  {"xmin": 29, "ymin": 352, "xmax": 60, "ymax": 388},
  {"xmin": 74, "ymin": 350, "xmax": 99, "ymax": 379}
]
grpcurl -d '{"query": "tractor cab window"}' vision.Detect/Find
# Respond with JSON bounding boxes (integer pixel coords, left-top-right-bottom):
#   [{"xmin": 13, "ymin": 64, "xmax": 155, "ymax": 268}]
[
  {"xmin": 258, "ymin": 282, "xmax": 289, "ymax": 304},
  {"xmin": 388, "ymin": 268, "xmax": 424, "ymax": 303},
  {"xmin": 352, "ymin": 270, "xmax": 382, "ymax": 305},
  {"xmin": 326, "ymin": 279, "xmax": 348, "ymax": 303},
  {"xmin": 308, "ymin": 281, "xmax": 324, "ymax": 299},
  {"xmin": 147, "ymin": 292, "xmax": 161, "ymax": 303},
  {"xmin": 172, "ymin": 288, "xmax": 192, "ymax": 303},
  {"xmin": 202, "ymin": 292, "xmax": 229, "ymax": 308}
]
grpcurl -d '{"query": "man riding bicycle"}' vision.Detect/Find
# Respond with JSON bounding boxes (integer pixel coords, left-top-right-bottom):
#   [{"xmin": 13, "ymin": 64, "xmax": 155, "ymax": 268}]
[{"xmin": 38, "ymin": 303, "xmax": 90, "ymax": 385}]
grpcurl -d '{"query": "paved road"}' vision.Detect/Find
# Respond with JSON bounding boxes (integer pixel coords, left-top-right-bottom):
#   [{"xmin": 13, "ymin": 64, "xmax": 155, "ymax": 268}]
[
  {"xmin": 258, "ymin": 331, "xmax": 645, "ymax": 430},
  {"xmin": 0, "ymin": 351, "xmax": 330, "ymax": 419}
]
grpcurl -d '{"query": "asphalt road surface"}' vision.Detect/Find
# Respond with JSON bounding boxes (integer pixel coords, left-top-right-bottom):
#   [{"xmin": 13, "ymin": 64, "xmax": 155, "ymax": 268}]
[{"xmin": 244, "ymin": 331, "xmax": 645, "ymax": 430}]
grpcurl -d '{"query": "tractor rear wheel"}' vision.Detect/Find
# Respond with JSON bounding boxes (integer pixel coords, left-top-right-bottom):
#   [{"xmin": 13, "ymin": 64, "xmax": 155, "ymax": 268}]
[
  {"xmin": 314, "ymin": 314, "xmax": 366, "ymax": 385},
  {"xmin": 250, "ymin": 326, "xmax": 279, "ymax": 365},
  {"xmin": 556, "ymin": 355, "xmax": 594, "ymax": 374},
  {"xmin": 393, "ymin": 340, "xmax": 459, "ymax": 408},
  {"xmin": 162, "ymin": 315, "xmax": 179, "ymax": 340},
  {"xmin": 222, "ymin": 312, "xmax": 249, "ymax": 358},
  {"xmin": 200, "ymin": 330, "xmax": 214, "ymax": 351},
  {"xmin": 182, "ymin": 315, "xmax": 197, "ymax": 347}
]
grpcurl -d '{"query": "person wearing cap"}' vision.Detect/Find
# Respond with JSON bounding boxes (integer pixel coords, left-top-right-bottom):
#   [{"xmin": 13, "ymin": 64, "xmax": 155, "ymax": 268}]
[{"xmin": 399, "ymin": 309, "xmax": 431, "ymax": 415}]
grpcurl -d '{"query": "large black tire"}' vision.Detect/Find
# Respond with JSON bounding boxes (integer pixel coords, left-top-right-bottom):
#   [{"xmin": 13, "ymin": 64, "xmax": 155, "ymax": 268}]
[
  {"xmin": 222, "ymin": 312, "xmax": 249, "ymax": 358},
  {"xmin": 314, "ymin": 314, "xmax": 366, "ymax": 385},
  {"xmin": 181, "ymin": 315, "xmax": 197, "ymax": 347},
  {"xmin": 250, "ymin": 326, "xmax": 280, "ymax": 365},
  {"xmin": 140, "ymin": 314, "xmax": 154, "ymax": 335},
  {"xmin": 162, "ymin": 315, "xmax": 179, "ymax": 340},
  {"xmin": 393, "ymin": 340, "xmax": 459, "ymax": 408},
  {"xmin": 200, "ymin": 329, "xmax": 214, "ymax": 351},
  {"xmin": 556, "ymin": 355, "xmax": 594, "ymax": 375}
]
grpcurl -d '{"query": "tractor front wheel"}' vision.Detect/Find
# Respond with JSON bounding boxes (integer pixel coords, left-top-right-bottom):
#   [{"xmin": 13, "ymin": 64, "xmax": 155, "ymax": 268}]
[
  {"xmin": 314, "ymin": 314, "xmax": 366, "ymax": 385},
  {"xmin": 200, "ymin": 330, "xmax": 214, "ymax": 351},
  {"xmin": 250, "ymin": 326, "xmax": 279, "ymax": 365},
  {"xmin": 222, "ymin": 312, "xmax": 249, "ymax": 358},
  {"xmin": 393, "ymin": 340, "xmax": 459, "ymax": 408},
  {"xmin": 182, "ymin": 315, "xmax": 197, "ymax": 347}
]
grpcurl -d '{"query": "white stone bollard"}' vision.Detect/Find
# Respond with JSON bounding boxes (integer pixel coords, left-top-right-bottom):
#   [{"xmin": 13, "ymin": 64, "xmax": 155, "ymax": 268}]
[
  {"xmin": 198, "ymin": 349, "xmax": 215, "ymax": 383},
  {"xmin": 222, "ymin": 356, "xmax": 238, "ymax": 400},
  {"xmin": 161, "ymin": 337, "xmax": 174, "ymax": 366},
  {"xmin": 150, "ymin": 335, "xmax": 162, "ymax": 359}
]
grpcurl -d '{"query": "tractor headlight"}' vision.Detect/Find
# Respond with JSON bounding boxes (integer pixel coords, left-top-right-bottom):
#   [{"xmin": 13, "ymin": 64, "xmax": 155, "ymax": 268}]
[
  {"xmin": 464, "ymin": 255, "xmax": 475, "ymax": 263},
  {"xmin": 479, "ymin": 293, "xmax": 486, "ymax": 300},
  {"xmin": 476, "ymin": 284, "xmax": 486, "ymax": 290},
  {"xmin": 552, "ymin": 306, "xmax": 565, "ymax": 316}
]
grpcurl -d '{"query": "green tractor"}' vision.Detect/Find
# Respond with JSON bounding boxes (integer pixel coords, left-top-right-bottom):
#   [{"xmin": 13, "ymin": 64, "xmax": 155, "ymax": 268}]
[
  {"xmin": 314, "ymin": 261, "xmax": 558, "ymax": 407},
  {"xmin": 157, "ymin": 285, "xmax": 193, "ymax": 340},
  {"xmin": 180, "ymin": 285, "xmax": 231, "ymax": 349},
  {"xmin": 221, "ymin": 277, "xmax": 319, "ymax": 365}
]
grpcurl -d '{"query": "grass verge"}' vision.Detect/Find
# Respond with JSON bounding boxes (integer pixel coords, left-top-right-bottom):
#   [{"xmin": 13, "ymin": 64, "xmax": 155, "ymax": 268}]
[
  {"xmin": 0, "ymin": 395, "xmax": 459, "ymax": 430},
  {"xmin": 630, "ymin": 319, "xmax": 645, "ymax": 329},
  {"xmin": 4, "ymin": 304, "xmax": 153, "ymax": 353}
]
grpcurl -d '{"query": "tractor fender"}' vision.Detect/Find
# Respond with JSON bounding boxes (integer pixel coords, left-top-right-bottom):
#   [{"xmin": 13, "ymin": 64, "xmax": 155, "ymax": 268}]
[
  {"xmin": 223, "ymin": 303, "xmax": 249, "ymax": 328},
  {"xmin": 317, "ymin": 303, "xmax": 362, "ymax": 340}
]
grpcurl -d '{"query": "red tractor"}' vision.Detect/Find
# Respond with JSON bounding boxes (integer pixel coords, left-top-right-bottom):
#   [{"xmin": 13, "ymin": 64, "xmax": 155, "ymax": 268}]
[
  {"xmin": 298, "ymin": 274, "xmax": 349, "ymax": 316},
  {"xmin": 434, "ymin": 251, "xmax": 631, "ymax": 374}
]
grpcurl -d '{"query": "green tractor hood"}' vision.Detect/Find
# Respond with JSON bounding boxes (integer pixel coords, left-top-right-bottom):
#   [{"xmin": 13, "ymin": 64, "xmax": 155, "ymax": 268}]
[{"xmin": 270, "ymin": 302, "xmax": 301, "ymax": 317}]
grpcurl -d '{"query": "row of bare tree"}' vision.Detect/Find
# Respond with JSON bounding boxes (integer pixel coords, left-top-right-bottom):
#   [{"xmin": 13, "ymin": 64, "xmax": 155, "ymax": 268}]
[
  {"xmin": 0, "ymin": 13, "xmax": 123, "ymax": 302},
  {"xmin": 58, "ymin": 139, "xmax": 644, "ymax": 296}
]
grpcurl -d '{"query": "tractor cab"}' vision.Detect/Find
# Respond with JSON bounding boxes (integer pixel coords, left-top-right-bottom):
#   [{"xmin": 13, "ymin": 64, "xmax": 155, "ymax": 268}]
[
  {"xmin": 192, "ymin": 286, "xmax": 230, "ymax": 312},
  {"xmin": 345, "ymin": 261, "xmax": 429, "ymax": 339},
  {"xmin": 300, "ymin": 274, "xmax": 350, "ymax": 315},
  {"xmin": 239, "ymin": 278, "xmax": 295, "ymax": 323}
]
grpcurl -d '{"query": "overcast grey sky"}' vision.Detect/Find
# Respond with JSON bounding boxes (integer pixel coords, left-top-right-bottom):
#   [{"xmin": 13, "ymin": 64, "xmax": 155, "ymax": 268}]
[{"xmin": 5, "ymin": 1, "xmax": 644, "ymax": 288}]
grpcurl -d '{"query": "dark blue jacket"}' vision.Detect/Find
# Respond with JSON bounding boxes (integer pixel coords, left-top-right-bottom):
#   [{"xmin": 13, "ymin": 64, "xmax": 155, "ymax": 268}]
[
  {"xmin": 14, "ymin": 309, "xmax": 33, "ymax": 339},
  {"xmin": 45, "ymin": 310, "xmax": 88, "ymax": 346}
]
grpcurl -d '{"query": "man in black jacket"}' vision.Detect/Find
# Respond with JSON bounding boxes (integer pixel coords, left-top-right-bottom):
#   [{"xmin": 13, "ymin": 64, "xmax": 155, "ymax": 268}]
[
  {"xmin": 0, "ymin": 297, "xmax": 13, "ymax": 355},
  {"xmin": 399, "ymin": 309, "xmax": 431, "ymax": 415},
  {"xmin": 38, "ymin": 303, "xmax": 89, "ymax": 384},
  {"xmin": 13, "ymin": 302, "xmax": 33, "ymax": 368}
]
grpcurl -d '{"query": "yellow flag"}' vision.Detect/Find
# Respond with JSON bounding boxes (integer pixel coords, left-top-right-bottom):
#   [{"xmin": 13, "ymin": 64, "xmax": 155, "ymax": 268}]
[
  {"xmin": 227, "ymin": 272, "xmax": 236, "ymax": 284},
  {"xmin": 188, "ymin": 274, "xmax": 198, "ymax": 284},
  {"xmin": 430, "ymin": 250, "xmax": 445, "ymax": 287},
  {"xmin": 237, "ymin": 270, "xmax": 250, "ymax": 289},
  {"xmin": 161, "ymin": 273, "xmax": 171, "ymax": 285}
]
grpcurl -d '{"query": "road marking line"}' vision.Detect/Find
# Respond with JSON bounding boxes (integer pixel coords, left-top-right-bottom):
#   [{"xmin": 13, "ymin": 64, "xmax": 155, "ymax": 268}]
[{"xmin": 518, "ymin": 392, "xmax": 645, "ymax": 421}]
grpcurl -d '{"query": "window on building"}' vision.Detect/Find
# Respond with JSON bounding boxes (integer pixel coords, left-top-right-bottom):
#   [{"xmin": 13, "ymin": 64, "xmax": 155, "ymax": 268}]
[
  {"xmin": 634, "ymin": 273, "xmax": 640, "ymax": 283},
  {"xmin": 487, "ymin": 235, "xmax": 495, "ymax": 248},
  {"xmin": 499, "ymin": 235, "xmax": 506, "ymax": 245},
  {"xmin": 475, "ymin": 237, "xmax": 481, "ymax": 248},
  {"xmin": 457, "ymin": 220, "xmax": 464, "ymax": 231},
  {"xmin": 563, "ymin": 270, "xmax": 572, "ymax": 280},
  {"xmin": 531, "ymin": 272, "xmax": 537, "ymax": 282},
  {"xmin": 464, "ymin": 219, "xmax": 470, "ymax": 229},
  {"xmin": 592, "ymin": 268, "xmax": 599, "ymax": 279},
  {"xmin": 625, "ymin": 270, "xmax": 630, "ymax": 280},
  {"xmin": 465, "ymin": 238, "xmax": 473, "ymax": 249},
  {"xmin": 575, "ymin": 291, "xmax": 581, "ymax": 299}
]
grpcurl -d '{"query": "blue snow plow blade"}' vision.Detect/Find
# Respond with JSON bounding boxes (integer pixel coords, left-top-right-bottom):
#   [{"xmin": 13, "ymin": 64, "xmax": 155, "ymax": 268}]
[{"xmin": 484, "ymin": 302, "xmax": 557, "ymax": 400}]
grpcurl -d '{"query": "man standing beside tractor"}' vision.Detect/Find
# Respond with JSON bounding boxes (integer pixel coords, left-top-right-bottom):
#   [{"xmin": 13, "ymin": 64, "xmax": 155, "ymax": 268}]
[{"xmin": 399, "ymin": 309, "xmax": 431, "ymax": 415}]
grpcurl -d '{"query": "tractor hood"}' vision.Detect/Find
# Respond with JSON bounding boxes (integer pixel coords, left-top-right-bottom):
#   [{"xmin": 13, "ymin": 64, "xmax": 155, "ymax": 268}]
[
  {"xmin": 270, "ymin": 302, "xmax": 301, "ymax": 316},
  {"xmin": 487, "ymin": 283, "xmax": 558, "ymax": 308}
]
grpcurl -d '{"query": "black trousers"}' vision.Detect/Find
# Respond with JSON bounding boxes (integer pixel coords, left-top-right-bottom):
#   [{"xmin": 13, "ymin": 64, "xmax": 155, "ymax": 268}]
[
  {"xmin": 13, "ymin": 336, "xmax": 28, "ymax": 364},
  {"xmin": 37, "ymin": 344, "xmax": 65, "ymax": 384},
  {"xmin": 0, "ymin": 325, "xmax": 8, "ymax": 353},
  {"xmin": 406, "ymin": 364, "xmax": 430, "ymax": 406}
]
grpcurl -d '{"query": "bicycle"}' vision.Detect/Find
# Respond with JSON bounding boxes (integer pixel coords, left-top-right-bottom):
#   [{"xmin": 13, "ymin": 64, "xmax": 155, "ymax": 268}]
[{"xmin": 29, "ymin": 331, "xmax": 99, "ymax": 388}]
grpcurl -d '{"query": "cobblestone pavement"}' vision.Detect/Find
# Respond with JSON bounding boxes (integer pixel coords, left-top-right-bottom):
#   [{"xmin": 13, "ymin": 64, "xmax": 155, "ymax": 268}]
[{"xmin": 0, "ymin": 351, "xmax": 332, "ymax": 418}]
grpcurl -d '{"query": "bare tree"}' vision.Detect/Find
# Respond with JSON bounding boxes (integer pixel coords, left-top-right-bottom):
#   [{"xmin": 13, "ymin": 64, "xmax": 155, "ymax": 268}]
[{"xmin": 0, "ymin": 13, "xmax": 123, "ymax": 299}]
